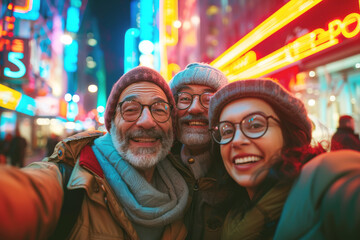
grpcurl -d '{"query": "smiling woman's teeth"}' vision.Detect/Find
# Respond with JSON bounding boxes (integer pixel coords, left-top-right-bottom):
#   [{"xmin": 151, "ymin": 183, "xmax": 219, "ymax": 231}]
[{"xmin": 234, "ymin": 156, "xmax": 261, "ymax": 164}]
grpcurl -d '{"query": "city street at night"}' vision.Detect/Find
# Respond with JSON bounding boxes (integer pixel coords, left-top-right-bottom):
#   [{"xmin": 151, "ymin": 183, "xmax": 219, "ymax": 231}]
[{"xmin": 1, "ymin": 0, "xmax": 360, "ymax": 239}]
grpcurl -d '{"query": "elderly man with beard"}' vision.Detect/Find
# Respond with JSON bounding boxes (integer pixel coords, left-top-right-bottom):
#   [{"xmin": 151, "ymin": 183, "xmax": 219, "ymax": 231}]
[
  {"xmin": 169, "ymin": 63, "xmax": 230, "ymax": 240},
  {"xmin": 0, "ymin": 66, "xmax": 189, "ymax": 240}
]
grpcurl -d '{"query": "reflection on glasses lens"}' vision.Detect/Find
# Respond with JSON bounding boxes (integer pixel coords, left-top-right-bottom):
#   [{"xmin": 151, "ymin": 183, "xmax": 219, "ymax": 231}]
[
  {"xmin": 211, "ymin": 114, "xmax": 270, "ymax": 144},
  {"xmin": 242, "ymin": 114, "xmax": 268, "ymax": 138},
  {"xmin": 177, "ymin": 93, "xmax": 192, "ymax": 110},
  {"xmin": 121, "ymin": 101, "xmax": 141, "ymax": 121},
  {"xmin": 120, "ymin": 101, "xmax": 171, "ymax": 123},
  {"xmin": 151, "ymin": 102, "xmax": 171, "ymax": 122},
  {"xmin": 176, "ymin": 92, "xmax": 213, "ymax": 110}
]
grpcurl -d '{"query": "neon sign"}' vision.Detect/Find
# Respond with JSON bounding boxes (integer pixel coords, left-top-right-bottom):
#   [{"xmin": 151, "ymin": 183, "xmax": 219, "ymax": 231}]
[
  {"xmin": 226, "ymin": 11, "xmax": 360, "ymax": 80},
  {"xmin": 64, "ymin": 40, "xmax": 79, "ymax": 72},
  {"xmin": 4, "ymin": 52, "xmax": 26, "ymax": 78},
  {"xmin": 66, "ymin": 7, "xmax": 80, "ymax": 33},
  {"xmin": 211, "ymin": 0, "xmax": 360, "ymax": 81},
  {"xmin": 0, "ymin": 84, "xmax": 22, "ymax": 110},
  {"xmin": 0, "ymin": 84, "xmax": 36, "ymax": 116},
  {"xmin": 0, "ymin": 38, "xmax": 30, "ymax": 82},
  {"xmin": 164, "ymin": 0, "xmax": 178, "ymax": 46},
  {"xmin": 211, "ymin": 0, "xmax": 324, "ymax": 69},
  {"xmin": 13, "ymin": 0, "xmax": 40, "ymax": 21},
  {"xmin": 140, "ymin": 0, "xmax": 155, "ymax": 41},
  {"xmin": 124, "ymin": 28, "xmax": 140, "ymax": 73}
]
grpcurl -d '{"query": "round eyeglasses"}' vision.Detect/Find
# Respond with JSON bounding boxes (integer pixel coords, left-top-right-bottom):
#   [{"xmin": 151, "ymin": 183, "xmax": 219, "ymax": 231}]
[
  {"xmin": 118, "ymin": 100, "xmax": 172, "ymax": 123},
  {"xmin": 175, "ymin": 92, "xmax": 214, "ymax": 110},
  {"xmin": 210, "ymin": 113, "xmax": 281, "ymax": 145}
]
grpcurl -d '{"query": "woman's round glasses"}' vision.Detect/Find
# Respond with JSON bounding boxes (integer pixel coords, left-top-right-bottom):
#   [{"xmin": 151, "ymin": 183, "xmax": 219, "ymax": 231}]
[
  {"xmin": 210, "ymin": 113, "xmax": 281, "ymax": 145},
  {"xmin": 175, "ymin": 92, "xmax": 214, "ymax": 110},
  {"xmin": 119, "ymin": 100, "xmax": 172, "ymax": 123}
]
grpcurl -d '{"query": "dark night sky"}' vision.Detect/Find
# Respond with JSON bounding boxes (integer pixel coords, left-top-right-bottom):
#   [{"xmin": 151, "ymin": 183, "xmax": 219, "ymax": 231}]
[{"xmin": 88, "ymin": 0, "xmax": 131, "ymax": 96}]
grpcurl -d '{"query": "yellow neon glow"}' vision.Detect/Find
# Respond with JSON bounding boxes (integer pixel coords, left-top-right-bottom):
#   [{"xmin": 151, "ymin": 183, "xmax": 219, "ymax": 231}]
[
  {"xmin": 210, "ymin": 0, "xmax": 323, "ymax": 69},
  {"xmin": 226, "ymin": 12, "xmax": 360, "ymax": 81},
  {"xmin": 159, "ymin": 0, "xmax": 169, "ymax": 80},
  {"xmin": 0, "ymin": 84, "xmax": 22, "ymax": 110},
  {"xmin": 164, "ymin": 0, "xmax": 178, "ymax": 46},
  {"xmin": 342, "ymin": 13, "xmax": 360, "ymax": 38},
  {"xmin": 167, "ymin": 63, "xmax": 181, "ymax": 80}
]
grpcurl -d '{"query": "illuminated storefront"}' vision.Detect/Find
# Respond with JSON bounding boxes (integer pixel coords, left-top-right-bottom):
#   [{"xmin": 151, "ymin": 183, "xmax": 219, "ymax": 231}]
[
  {"xmin": 169, "ymin": 0, "xmax": 359, "ymax": 138},
  {"xmin": 207, "ymin": 0, "xmax": 360, "ymax": 135}
]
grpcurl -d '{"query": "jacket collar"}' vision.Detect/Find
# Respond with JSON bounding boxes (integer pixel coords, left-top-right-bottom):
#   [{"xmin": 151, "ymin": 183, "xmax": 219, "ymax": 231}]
[{"xmin": 79, "ymin": 145, "xmax": 104, "ymax": 178}]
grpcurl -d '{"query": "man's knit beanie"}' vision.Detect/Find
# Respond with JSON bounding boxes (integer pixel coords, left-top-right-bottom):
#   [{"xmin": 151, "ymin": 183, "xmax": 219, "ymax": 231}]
[
  {"xmin": 169, "ymin": 62, "xmax": 228, "ymax": 94},
  {"xmin": 104, "ymin": 66, "xmax": 175, "ymax": 132},
  {"xmin": 209, "ymin": 79, "xmax": 312, "ymax": 144}
]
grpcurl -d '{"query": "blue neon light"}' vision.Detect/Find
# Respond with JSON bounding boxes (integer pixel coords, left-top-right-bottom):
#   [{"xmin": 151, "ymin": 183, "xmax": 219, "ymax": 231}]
[
  {"xmin": 4, "ymin": 52, "xmax": 26, "ymax": 79},
  {"xmin": 140, "ymin": 0, "xmax": 154, "ymax": 41},
  {"xmin": 15, "ymin": 94, "xmax": 36, "ymax": 116},
  {"xmin": 64, "ymin": 40, "xmax": 78, "ymax": 72},
  {"xmin": 67, "ymin": 101, "xmax": 79, "ymax": 121},
  {"xmin": 66, "ymin": 7, "xmax": 80, "ymax": 33},
  {"xmin": 124, "ymin": 28, "xmax": 140, "ymax": 72}
]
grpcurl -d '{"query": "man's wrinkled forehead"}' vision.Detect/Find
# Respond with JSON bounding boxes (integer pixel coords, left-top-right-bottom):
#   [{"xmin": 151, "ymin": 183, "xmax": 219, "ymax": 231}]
[{"xmin": 118, "ymin": 81, "xmax": 168, "ymax": 103}]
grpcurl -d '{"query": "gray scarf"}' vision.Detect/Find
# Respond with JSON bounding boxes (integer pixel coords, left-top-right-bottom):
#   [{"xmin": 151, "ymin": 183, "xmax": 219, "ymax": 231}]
[{"xmin": 92, "ymin": 134, "xmax": 188, "ymax": 236}]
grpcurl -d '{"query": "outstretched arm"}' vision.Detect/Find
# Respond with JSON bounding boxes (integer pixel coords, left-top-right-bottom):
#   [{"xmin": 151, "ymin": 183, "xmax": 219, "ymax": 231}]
[
  {"xmin": 321, "ymin": 170, "xmax": 360, "ymax": 239},
  {"xmin": 0, "ymin": 162, "xmax": 64, "ymax": 240}
]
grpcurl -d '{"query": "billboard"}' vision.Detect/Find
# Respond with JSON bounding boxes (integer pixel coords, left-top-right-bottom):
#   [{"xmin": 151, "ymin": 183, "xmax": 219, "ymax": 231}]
[
  {"xmin": 0, "ymin": 37, "xmax": 30, "ymax": 84},
  {"xmin": 211, "ymin": 0, "xmax": 360, "ymax": 81}
]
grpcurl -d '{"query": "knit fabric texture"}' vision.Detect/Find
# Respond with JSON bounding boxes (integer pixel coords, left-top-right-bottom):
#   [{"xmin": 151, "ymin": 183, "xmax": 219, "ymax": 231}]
[
  {"xmin": 104, "ymin": 66, "xmax": 175, "ymax": 132},
  {"xmin": 208, "ymin": 79, "xmax": 312, "ymax": 144},
  {"xmin": 169, "ymin": 62, "xmax": 228, "ymax": 95}
]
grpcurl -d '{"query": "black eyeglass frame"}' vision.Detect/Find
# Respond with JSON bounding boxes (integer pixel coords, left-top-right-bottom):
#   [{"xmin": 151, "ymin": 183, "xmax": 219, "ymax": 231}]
[
  {"xmin": 209, "ymin": 112, "xmax": 281, "ymax": 145},
  {"xmin": 175, "ymin": 91, "xmax": 214, "ymax": 110},
  {"xmin": 118, "ymin": 100, "xmax": 173, "ymax": 123}
]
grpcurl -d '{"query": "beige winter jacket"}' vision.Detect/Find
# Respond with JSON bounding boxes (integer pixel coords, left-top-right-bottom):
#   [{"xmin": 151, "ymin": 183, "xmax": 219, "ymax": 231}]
[{"xmin": 0, "ymin": 130, "xmax": 187, "ymax": 240}]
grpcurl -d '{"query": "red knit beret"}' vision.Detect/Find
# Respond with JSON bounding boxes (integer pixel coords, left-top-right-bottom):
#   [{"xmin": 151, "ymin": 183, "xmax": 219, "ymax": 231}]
[
  {"xmin": 104, "ymin": 66, "xmax": 175, "ymax": 132},
  {"xmin": 209, "ymin": 79, "xmax": 312, "ymax": 144}
]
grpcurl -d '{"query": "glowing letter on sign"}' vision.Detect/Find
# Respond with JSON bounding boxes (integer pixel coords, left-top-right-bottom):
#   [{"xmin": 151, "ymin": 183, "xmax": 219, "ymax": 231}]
[
  {"xmin": 342, "ymin": 13, "xmax": 360, "ymax": 38},
  {"xmin": 4, "ymin": 52, "xmax": 26, "ymax": 78}
]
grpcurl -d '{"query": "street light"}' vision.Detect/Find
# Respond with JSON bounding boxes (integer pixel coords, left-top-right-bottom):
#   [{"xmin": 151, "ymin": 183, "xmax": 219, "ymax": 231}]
[
  {"xmin": 88, "ymin": 84, "xmax": 98, "ymax": 93},
  {"xmin": 61, "ymin": 33, "xmax": 73, "ymax": 45}
]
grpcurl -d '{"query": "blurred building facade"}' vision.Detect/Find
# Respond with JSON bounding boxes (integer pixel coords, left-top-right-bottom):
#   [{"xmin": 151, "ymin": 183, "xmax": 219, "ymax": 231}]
[
  {"xmin": 163, "ymin": 0, "xmax": 360, "ymax": 137},
  {"xmin": 0, "ymin": 0, "xmax": 106, "ymax": 151},
  {"xmin": 2, "ymin": 0, "xmax": 360, "ymax": 151}
]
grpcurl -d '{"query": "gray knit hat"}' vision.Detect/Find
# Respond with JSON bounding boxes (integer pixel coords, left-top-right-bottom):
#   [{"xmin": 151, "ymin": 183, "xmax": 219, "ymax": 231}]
[
  {"xmin": 104, "ymin": 66, "xmax": 175, "ymax": 132},
  {"xmin": 209, "ymin": 79, "xmax": 312, "ymax": 144},
  {"xmin": 169, "ymin": 62, "xmax": 228, "ymax": 95}
]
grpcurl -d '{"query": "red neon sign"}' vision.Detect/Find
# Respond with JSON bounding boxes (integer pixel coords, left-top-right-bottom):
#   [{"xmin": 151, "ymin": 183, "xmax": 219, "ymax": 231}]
[{"xmin": 212, "ymin": 0, "xmax": 360, "ymax": 81}]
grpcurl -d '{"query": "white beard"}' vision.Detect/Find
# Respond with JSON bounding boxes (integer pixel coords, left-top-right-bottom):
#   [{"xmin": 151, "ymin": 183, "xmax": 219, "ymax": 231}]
[
  {"xmin": 177, "ymin": 125, "xmax": 211, "ymax": 146},
  {"xmin": 110, "ymin": 123, "xmax": 174, "ymax": 169}
]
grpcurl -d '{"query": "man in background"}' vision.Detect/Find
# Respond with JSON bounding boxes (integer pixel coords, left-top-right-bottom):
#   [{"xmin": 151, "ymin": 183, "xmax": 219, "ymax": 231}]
[
  {"xmin": 331, "ymin": 115, "xmax": 360, "ymax": 151},
  {"xmin": 169, "ymin": 62, "xmax": 229, "ymax": 240},
  {"xmin": 9, "ymin": 127, "xmax": 27, "ymax": 167}
]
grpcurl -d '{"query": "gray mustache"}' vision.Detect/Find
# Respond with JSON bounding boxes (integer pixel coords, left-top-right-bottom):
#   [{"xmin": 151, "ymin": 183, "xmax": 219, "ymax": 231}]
[
  {"xmin": 179, "ymin": 115, "xmax": 208, "ymax": 123},
  {"xmin": 126, "ymin": 129, "xmax": 164, "ymax": 139}
]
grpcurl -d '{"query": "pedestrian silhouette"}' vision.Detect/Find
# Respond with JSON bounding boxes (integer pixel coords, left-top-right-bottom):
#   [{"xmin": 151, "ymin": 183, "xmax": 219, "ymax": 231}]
[
  {"xmin": 9, "ymin": 128, "xmax": 27, "ymax": 167},
  {"xmin": 331, "ymin": 115, "xmax": 360, "ymax": 151}
]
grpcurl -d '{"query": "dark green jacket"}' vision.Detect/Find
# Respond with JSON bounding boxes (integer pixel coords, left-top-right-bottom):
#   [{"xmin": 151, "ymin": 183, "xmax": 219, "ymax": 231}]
[
  {"xmin": 169, "ymin": 154, "xmax": 230, "ymax": 240},
  {"xmin": 274, "ymin": 150, "xmax": 360, "ymax": 240}
]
